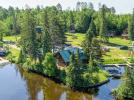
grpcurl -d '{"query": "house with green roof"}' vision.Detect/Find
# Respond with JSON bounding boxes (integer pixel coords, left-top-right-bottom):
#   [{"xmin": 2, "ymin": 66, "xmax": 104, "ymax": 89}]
[{"xmin": 55, "ymin": 47, "xmax": 87, "ymax": 67}]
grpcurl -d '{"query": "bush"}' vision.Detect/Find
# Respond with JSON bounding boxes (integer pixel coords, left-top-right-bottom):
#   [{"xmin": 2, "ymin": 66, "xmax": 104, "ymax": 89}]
[
  {"xmin": 42, "ymin": 52, "xmax": 58, "ymax": 77},
  {"xmin": 128, "ymin": 57, "xmax": 134, "ymax": 63},
  {"xmin": 65, "ymin": 66, "xmax": 74, "ymax": 87},
  {"xmin": 6, "ymin": 53, "xmax": 16, "ymax": 63},
  {"xmin": 22, "ymin": 58, "xmax": 32, "ymax": 69}
]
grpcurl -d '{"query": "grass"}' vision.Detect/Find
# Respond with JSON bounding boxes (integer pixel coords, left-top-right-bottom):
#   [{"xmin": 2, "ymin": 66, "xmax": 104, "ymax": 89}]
[
  {"xmin": 65, "ymin": 32, "xmax": 85, "ymax": 46},
  {"xmin": 4, "ymin": 33, "xmax": 130, "ymax": 64},
  {"xmin": 108, "ymin": 37, "xmax": 131, "ymax": 46},
  {"xmin": 92, "ymin": 70, "xmax": 109, "ymax": 83},
  {"xmin": 103, "ymin": 37, "xmax": 131, "ymax": 64},
  {"xmin": 3, "ymin": 35, "xmax": 20, "ymax": 42},
  {"xmin": 83, "ymin": 69, "xmax": 109, "ymax": 85},
  {"xmin": 66, "ymin": 32, "xmax": 131, "ymax": 64},
  {"xmin": 102, "ymin": 48, "xmax": 130, "ymax": 64}
]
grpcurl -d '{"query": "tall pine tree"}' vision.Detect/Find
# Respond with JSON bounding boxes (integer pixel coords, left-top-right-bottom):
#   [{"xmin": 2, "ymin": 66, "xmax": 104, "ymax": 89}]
[
  {"xmin": 128, "ymin": 9, "xmax": 134, "ymax": 41},
  {"xmin": 99, "ymin": 5, "xmax": 108, "ymax": 42}
]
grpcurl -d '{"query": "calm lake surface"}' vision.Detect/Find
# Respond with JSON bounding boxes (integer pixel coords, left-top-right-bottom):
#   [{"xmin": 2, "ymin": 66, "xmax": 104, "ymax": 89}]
[{"xmin": 0, "ymin": 64, "xmax": 123, "ymax": 100}]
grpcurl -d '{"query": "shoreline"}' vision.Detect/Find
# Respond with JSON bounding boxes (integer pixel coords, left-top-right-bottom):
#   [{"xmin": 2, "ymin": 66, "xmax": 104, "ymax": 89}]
[
  {"xmin": 29, "ymin": 68, "xmax": 110, "ymax": 92},
  {"xmin": 0, "ymin": 57, "xmax": 9, "ymax": 65}
]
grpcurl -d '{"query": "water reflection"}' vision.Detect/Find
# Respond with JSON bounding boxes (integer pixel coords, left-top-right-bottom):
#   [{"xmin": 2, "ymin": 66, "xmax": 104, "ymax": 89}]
[
  {"xmin": 0, "ymin": 64, "xmax": 122, "ymax": 100},
  {"xmin": 16, "ymin": 64, "xmax": 93, "ymax": 100}
]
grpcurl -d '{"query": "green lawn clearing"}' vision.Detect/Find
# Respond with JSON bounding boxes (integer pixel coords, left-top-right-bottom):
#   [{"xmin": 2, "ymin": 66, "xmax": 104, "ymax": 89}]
[
  {"xmin": 65, "ymin": 32, "xmax": 85, "ymax": 46},
  {"xmin": 3, "ymin": 35, "xmax": 20, "ymax": 42}
]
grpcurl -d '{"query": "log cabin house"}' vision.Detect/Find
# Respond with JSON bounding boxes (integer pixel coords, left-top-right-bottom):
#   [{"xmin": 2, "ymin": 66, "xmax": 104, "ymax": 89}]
[{"xmin": 55, "ymin": 47, "xmax": 87, "ymax": 67}]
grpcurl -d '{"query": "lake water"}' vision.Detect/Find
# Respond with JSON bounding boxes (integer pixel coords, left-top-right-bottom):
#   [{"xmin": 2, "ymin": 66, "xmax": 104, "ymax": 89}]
[{"xmin": 0, "ymin": 64, "xmax": 123, "ymax": 100}]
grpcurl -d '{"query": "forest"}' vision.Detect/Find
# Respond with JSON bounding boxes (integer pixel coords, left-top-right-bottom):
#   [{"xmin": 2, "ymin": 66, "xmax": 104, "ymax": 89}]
[{"xmin": 0, "ymin": 2, "xmax": 134, "ymax": 99}]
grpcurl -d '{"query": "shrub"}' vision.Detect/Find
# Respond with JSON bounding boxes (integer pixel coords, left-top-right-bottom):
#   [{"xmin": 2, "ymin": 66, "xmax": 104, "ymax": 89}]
[
  {"xmin": 42, "ymin": 52, "xmax": 58, "ymax": 77},
  {"xmin": 128, "ymin": 57, "xmax": 134, "ymax": 63},
  {"xmin": 23, "ymin": 58, "xmax": 32, "ymax": 69},
  {"xmin": 66, "ymin": 65, "xmax": 74, "ymax": 87}
]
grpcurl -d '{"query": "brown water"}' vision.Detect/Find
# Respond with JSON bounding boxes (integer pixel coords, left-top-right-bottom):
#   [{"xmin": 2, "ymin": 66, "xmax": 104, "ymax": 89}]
[{"xmin": 0, "ymin": 64, "xmax": 123, "ymax": 100}]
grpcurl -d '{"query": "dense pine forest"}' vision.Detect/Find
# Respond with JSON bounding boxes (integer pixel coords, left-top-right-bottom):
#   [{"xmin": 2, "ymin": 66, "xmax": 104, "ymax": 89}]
[{"xmin": 0, "ymin": 3, "xmax": 131, "ymax": 38}]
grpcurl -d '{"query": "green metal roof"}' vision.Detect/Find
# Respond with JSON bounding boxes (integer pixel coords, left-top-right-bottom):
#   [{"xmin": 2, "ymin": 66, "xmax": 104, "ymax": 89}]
[
  {"xmin": 59, "ymin": 50, "xmax": 70, "ymax": 63},
  {"xmin": 59, "ymin": 48, "xmax": 87, "ymax": 63}
]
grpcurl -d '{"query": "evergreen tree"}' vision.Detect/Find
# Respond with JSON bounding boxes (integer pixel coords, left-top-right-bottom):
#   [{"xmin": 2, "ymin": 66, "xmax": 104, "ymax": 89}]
[
  {"xmin": 18, "ymin": 49, "xmax": 26, "ymax": 64},
  {"xmin": 99, "ymin": 5, "xmax": 108, "ymax": 42},
  {"xmin": 82, "ymin": 19, "xmax": 96, "ymax": 57},
  {"xmin": 66, "ymin": 53, "xmax": 75, "ymax": 87},
  {"xmin": 8, "ymin": 6, "xmax": 19, "ymax": 35},
  {"xmin": 128, "ymin": 17, "xmax": 133, "ymax": 40},
  {"xmin": 115, "ymin": 67, "xmax": 134, "ymax": 99},
  {"xmin": 0, "ymin": 20, "xmax": 7, "ymax": 41},
  {"xmin": 20, "ymin": 8, "xmax": 39, "ymax": 64},
  {"xmin": 66, "ymin": 52, "xmax": 83, "ymax": 87},
  {"xmin": 42, "ymin": 10, "xmax": 52, "ymax": 56},
  {"xmin": 42, "ymin": 9, "xmax": 50, "ymax": 32},
  {"xmin": 82, "ymin": 19, "xmax": 102, "ymax": 71},
  {"xmin": 42, "ymin": 52, "xmax": 58, "ymax": 77},
  {"xmin": 75, "ymin": 49, "xmax": 81, "ymax": 67},
  {"xmin": 49, "ymin": 12, "xmax": 65, "ymax": 52},
  {"xmin": 43, "ymin": 30, "xmax": 51, "ymax": 56},
  {"xmin": 128, "ymin": 9, "xmax": 134, "ymax": 41},
  {"xmin": 69, "ymin": 11, "xmax": 75, "ymax": 32},
  {"xmin": 56, "ymin": 3, "xmax": 62, "ymax": 11}
]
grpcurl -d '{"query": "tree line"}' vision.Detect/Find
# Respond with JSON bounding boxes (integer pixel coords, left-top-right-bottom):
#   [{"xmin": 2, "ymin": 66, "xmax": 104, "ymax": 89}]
[{"xmin": 0, "ymin": 2, "xmax": 131, "ymax": 38}]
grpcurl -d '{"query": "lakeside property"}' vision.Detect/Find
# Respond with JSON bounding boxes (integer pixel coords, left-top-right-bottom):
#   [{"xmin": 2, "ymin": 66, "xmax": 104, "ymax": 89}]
[{"xmin": 0, "ymin": 2, "xmax": 134, "ymax": 100}]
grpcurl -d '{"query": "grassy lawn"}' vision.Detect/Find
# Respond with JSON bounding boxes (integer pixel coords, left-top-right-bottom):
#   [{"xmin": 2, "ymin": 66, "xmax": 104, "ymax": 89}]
[
  {"xmin": 92, "ymin": 70, "xmax": 109, "ymax": 83},
  {"xmin": 4, "ymin": 33, "xmax": 130, "ymax": 64},
  {"xmin": 3, "ymin": 35, "xmax": 20, "ymax": 42},
  {"xmin": 108, "ymin": 37, "xmax": 131, "ymax": 46},
  {"xmin": 103, "ymin": 37, "xmax": 131, "ymax": 64},
  {"xmin": 66, "ymin": 33, "xmax": 131, "ymax": 64},
  {"xmin": 66, "ymin": 33, "xmax": 131, "ymax": 46},
  {"xmin": 102, "ymin": 48, "xmax": 130, "ymax": 64},
  {"xmin": 65, "ymin": 32, "xmax": 85, "ymax": 46}
]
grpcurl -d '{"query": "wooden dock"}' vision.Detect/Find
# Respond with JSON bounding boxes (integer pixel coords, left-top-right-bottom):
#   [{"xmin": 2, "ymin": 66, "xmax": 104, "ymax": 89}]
[{"xmin": 104, "ymin": 63, "xmax": 134, "ymax": 69}]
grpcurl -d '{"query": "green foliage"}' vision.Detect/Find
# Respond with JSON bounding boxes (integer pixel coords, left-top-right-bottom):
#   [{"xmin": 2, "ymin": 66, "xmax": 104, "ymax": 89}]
[
  {"xmin": 6, "ymin": 47, "xmax": 20, "ymax": 63},
  {"xmin": 0, "ymin": 3, "xmax": 130, "ymax": 38},
  {"xmin": 18, "ymin": 49, "xmax": 26, "ymax": 64},
  {"xmin": 113, "ymin": 67, "xmax": 134, "ymax": 99},
  {"xmin": 58, "ymin": 69, "xmax": 66, "ymax": 83},
  {"xmin": 42, "ymin": 53, "xmax": 58, "ymax": 77},
  {"xmin": 128, "ymin": 9, "xmax": 134, "ymax": 41},
  {"xmin": 99, "ymin": 5, "xmax": 108, "ymax": 42},
  {"xmin": 75, "ymin": 8, "xmax": 93, "ymax": 33},
  {"xmin": 65, "ymin": 52, "xmax": 108, "ymax": 88},
  {"xmin": 22, "ymin": 58, "xmax": 32, "ymax": 69},
  {"xmin": 128, "ymin": 57, "xmax": 134, "ymax": 63},
  {"xmin": 6, "ymin": 53, "xmax": 15, "ymax": 62},
  {"xmin": 0, "ymin": 20, "xmax": 7, "ymax": 41},
  {"xmin": 66, "ymin": 53, "xmax": 83, "ymax": 87},
  {"xmin": 66, "ymin": 64, "xmax": 75, "ymax": 87}
]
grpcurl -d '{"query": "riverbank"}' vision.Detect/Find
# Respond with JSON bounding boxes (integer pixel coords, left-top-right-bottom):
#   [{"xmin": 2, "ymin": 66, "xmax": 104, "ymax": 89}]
[
  {"xmin": 0, "ymin": 57, "xmax": 9, "ymax": 65},
  {"xmin": 3, "ymin": 45, "xmax": 110, "ymax": 92},
  {"xmin": 0, "ymin": 64, "xmax": 121, "ymax": 100},
  {"xmin": 3, "ymin": 45, "xmax": 110, "ymax": 91},
  {"xmin": 28, "ymin": 67, "xmax": 110, "ymax": 92}
]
